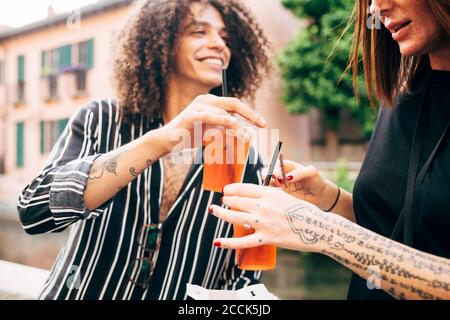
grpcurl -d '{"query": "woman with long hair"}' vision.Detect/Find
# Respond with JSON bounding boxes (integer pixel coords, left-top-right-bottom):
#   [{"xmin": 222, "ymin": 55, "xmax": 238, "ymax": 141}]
[
  {"xmin": 210, "ymin": 0, "xmax": 450, "ymax": 300},
  {"xmin": 18, "ymin": 0, "xmax": 270, "ymax": 299}
]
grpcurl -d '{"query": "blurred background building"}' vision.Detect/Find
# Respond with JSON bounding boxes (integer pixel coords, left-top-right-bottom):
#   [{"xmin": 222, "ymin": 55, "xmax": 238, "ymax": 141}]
[{"xmin": 0, "ymin": 0, "xmax": 359, "ymax": 299}]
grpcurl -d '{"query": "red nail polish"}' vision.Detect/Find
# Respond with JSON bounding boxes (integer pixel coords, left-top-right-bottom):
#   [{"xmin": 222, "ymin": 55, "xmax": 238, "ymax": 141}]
[
  {"xmin": 213, "ymin": 241, "xmax": 221, "ymax": 247},
  {"xmin": 278, "ymin": 177, "xmax": 283, "ymax": 183},
  {"xmin": 287, "ymin": 175, "xmax": 293, "ymax": 181},
  {"xmin": 208, "ymin": 206, "xmax": 214, "ymax": 213}
]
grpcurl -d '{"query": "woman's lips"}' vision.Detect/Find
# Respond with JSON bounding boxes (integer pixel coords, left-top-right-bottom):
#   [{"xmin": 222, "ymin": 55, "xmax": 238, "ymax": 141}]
[{"xmin": 387, "ymin": 20, "xmax": 412, "ymax": 41}]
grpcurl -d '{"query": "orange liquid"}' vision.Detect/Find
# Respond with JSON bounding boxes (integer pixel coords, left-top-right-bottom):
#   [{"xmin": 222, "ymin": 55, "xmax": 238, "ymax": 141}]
[
  {"xmin": 202, "ymin": 134, "xmax": 250, "ymax": 193},
  {"xmin": 234, "ymin": 223, "xmax": 277, "ymax": 270},
  {"xmin": 203, "ymin": 133, "xmax": 276, "ymax": 270}
]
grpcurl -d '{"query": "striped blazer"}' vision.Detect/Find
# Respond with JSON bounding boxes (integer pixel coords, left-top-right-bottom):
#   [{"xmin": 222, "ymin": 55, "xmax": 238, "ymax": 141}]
[{"xmin": 17, "ymin": 99, "xmax": 263, "ymax": 300}]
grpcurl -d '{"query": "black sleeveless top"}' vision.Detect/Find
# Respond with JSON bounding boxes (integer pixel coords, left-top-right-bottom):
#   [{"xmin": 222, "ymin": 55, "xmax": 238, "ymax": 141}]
[{"xmin": 348, "ymin": 63, "xmax": 450, "ymax": 300}]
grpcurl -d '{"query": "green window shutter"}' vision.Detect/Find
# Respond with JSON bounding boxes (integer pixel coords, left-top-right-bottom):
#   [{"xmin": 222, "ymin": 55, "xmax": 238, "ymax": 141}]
[
  {"xmin": 57, "ymin": 118, "xmax": 69, "ymax": 136},
  {"xmin": 18, "ymin": 55, "xmax": 25, "ymax": 82},
  {"xmin": 59, "ymin": 45, "xmax": 72, "ymax": 70},
  {"xmin": 86, "ymin": 39, "xmax": 94, "ymax": 69},
  {"xmin": 16, "ymin": 122, "xmax": 24, "ymax": 168},
  {"xmin": 40, "ymin": 121, "xmax": 45, "ymax": 154}
]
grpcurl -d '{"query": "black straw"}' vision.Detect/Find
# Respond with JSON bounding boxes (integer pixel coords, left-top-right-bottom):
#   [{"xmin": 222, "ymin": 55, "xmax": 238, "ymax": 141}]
[
  {"xmin": 221, "ymin": 69, "xmax": 228, "ymax": 97},
  {"xmin": 263, "ymin": 141, "xmax": 283, "ymax": 186}
]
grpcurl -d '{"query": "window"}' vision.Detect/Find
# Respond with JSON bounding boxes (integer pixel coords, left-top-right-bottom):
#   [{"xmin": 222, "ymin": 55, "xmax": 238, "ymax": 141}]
[
  {"xmin": 16, "ymin": 122, "xmax": 25, "ymax": 167},
  {"xmin": 48, "ymin": 75, "xmax": 58, "ymax": 99},
  {"xmin": 40, "ymin": 118, "xmax": 69, "ymax": 154},
  {"xmin": 41, "ymin": 46, "xmax": 71, "ymax": 100},
  {"xmin": 75, "ymin": 69, "xmax": 87, "ymax": 93},
  {"xmin": 310, "ymin": 108, "xmax": 326, "ymax": 145},
  {"xmin": 17, "ymin": 55, "xmax": 25, "ymax": 103},
  {"xmin": 337, "ymin": 109, "xmax": 366, "ymax": 144},
  {"xmin": 78, "ymin": 39, "xmax": 94, "ymax": 69}
]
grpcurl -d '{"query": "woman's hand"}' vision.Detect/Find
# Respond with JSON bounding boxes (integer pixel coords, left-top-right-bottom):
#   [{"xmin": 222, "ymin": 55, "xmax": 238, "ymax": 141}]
[
  {"xmin": 209, "ymin": 184, "xmax": 450, "ymax": 300},
  {"xmin": 263, "ymin": 160, "xmax": 339, "ymax": 212},
  {"xmin": 161, "ymin": 94, "xmax": 267, "ymax": 152},
  {"xmin": 209, "ymin": 183, "xmax": 325, "ymax": 253}
]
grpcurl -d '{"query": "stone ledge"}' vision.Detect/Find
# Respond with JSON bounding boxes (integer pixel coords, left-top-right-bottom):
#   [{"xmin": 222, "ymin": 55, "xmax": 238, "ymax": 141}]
[{"xmin": 0, "ymin": 260, "xmax": 49, "ymax": 300}]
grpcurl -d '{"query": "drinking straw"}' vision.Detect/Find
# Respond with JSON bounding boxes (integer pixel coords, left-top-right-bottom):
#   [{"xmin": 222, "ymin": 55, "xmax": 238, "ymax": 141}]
[
  {"xmin": 263, "ymin": 142, "xmax": 283, "ymax": 186},
  {"xmin": 222, "ymin": 68, "xmax": 228, "ymax": 97}
]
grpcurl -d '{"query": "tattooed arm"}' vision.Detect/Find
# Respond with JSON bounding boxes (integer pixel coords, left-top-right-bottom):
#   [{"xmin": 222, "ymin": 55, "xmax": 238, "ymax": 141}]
[
  {"xmin": 284, "ymin": 204, "xmax": 450, "ymax": 300},
  {"xmin": 210, "ymin": 184, "xmax": 450, "ymax": 300},
  {"xmin": 85, "ymin": 95, "xmax": 268, "ymax": 211},
  {"xmin": 84, "ymin": 127, "xmax": 171, "ymax": 211}
]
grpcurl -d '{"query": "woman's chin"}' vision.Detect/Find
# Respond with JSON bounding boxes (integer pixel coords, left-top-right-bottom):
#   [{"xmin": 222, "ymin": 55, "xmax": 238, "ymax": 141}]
[{"xmin": 398, "ymin": 41, "xmax": 428, "ymax": 57}]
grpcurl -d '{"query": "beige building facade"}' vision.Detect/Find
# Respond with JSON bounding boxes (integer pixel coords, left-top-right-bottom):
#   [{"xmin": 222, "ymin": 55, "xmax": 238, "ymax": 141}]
[{"xmin": 0, "ymin": 0, "xmax": 362, "ymax": 181}]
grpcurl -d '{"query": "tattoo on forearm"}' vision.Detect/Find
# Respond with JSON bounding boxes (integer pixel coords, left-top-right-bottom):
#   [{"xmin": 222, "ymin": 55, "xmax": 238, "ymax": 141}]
[
  {"xmin": 284, "ymin": 203, "xmax": 450, "ymax": 300},
  {"xmin": 130, "ymin": 159, "xmax": 153, "ymax": 178},
  {"xmin": 130, "ymin": 168, "xmax": 139, "ymax": 177},
  {"xmin": 89, "ymin": 154, "xmax": 120, "ymax": 180}
]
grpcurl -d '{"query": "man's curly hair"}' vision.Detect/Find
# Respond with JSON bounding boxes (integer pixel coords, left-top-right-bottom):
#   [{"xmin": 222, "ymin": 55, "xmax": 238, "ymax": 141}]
[{"xmin": 114, "ymin": 0, "xmax": 271, "ymax": 124}]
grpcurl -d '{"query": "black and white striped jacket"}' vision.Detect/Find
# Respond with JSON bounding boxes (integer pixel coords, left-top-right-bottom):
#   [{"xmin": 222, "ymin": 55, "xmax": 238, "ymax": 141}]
[{"xmin": 17, "ymin": 99, "xmax": 263, "ymax": 300}]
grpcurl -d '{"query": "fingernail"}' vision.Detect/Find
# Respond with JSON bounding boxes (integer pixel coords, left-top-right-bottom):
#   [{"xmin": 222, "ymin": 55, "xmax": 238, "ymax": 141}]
[
  {"xmin": 278, "ymin": 177, "xmax": 283, "ymax": 183},
  {"xmin": 208, "ymin": 206, "xmax": 214, "ymax": 213},
  {"xmin": 213, "ymin": 241, "xmax": 221, "ymax": 247},
  {"xmin": 287, "ymin": 175, "xmax": 293, "ymax": 181}
]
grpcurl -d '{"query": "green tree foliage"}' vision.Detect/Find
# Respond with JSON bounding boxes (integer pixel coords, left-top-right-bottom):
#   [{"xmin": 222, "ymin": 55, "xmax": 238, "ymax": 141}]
[{"xmin": 278, "ymin": 0, "xmax": 376, "ymax": 138}]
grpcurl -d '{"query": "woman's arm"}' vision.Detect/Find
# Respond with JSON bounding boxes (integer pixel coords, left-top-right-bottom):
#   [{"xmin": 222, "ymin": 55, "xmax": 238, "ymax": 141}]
[
  {"xmin": 285, "ymin": 203, "xmax": 450, "ymax": 300},
  {"xmin": 309, "ymin": 179, "xmax": 356, "ymax": 222},
  {"xmin": 209, "ymin": 184, "xmax": 450, "ymax": 300}
]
